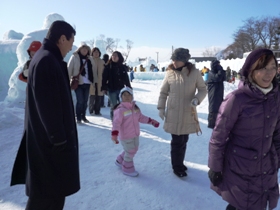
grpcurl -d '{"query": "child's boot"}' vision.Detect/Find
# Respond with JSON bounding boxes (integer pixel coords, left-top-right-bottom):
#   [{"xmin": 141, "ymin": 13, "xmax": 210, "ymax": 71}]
[{"xmin": 122, "ymin": 160, "xmax": 139, "ymax": 177}]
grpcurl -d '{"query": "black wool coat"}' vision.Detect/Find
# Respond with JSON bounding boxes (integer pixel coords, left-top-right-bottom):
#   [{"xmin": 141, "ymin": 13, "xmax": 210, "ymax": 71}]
[
  {"xmin": 11, "ymin": 38, "xmax": 80, "ymax": 198},
  {"xmin": 101, "ymin": 62, "xmax": 131, "ymax": 91},
  {"xmin": 207, "ymin": 65, "xmax": 226, "ymax": 113}
]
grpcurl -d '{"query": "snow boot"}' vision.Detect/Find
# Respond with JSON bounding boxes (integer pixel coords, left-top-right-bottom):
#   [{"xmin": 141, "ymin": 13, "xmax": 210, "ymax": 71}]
[
  {"xmin": 123, "ymin": 170, "xmax": 139, "ymax": 177},
  {"xmin": 122, "ymin": 160, "xmax": 138, "ymax": 177},
  {"xmin": 173, "ymin": 170, "xmax": 187, "ymax": 178},
  {"xmin": 115, "ymin": 160, "xmax": 122, "ymax": 168}
]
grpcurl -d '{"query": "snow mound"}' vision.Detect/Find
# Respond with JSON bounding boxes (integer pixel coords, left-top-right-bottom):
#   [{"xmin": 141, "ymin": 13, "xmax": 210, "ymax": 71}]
[{"xmin": 42, "ymin": 13, "xmax": 65, "ymax": 29}]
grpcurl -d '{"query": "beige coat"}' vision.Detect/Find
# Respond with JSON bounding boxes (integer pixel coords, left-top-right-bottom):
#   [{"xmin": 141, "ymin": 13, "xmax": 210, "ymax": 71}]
[
  {"xmin": 157, "ymin": 66, "xmax": 207, "ymax": 135},
  {"xmin": 89, "ymin": 57, "xmax": 105, "ymax": 96},
  {"xmin": 67, "ymin": 52, "xmax": 98, "ymax": 84}
]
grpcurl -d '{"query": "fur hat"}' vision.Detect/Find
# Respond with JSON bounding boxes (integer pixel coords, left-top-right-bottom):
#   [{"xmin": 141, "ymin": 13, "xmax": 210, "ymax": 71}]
[
  {"xmin": 119, "ymin": 86, "xmax": 133, "ymax": 102},
  {"xmin": 240, "ymin": 48, "xmax": 274, "ymax": 78},
  {"xmin": 171, "ymin": 48, "xmax": 191, "ymax": 63},
  {"xmin": 27, "ymin": 41, "xmax": 42, "ymax": 54}
]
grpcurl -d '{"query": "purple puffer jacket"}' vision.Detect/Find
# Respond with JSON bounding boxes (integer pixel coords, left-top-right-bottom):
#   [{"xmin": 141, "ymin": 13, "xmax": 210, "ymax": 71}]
[{"xmin": 208, "ymin": 81, "xmax": 280, "ymax": 210}]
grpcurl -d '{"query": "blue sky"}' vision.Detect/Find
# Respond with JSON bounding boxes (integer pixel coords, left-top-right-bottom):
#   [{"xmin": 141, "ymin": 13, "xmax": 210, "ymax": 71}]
[{"xmin": 1, "ymin": 0, "xmax": 280, "ymax": 61}]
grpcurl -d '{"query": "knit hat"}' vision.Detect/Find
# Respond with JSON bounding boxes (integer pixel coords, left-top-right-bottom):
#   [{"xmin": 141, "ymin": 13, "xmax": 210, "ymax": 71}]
[
  {"xmin": 119, "ymin": 86, "xmax": 133, "ymax": 102},
  {"xmin": 27, "ymin": 41, "xmax": 42, "ymax": 53},
  {"xmin": 240, "ymin": 48, "xmax": 274, "ymax": 78},
  {"xmin": 171, "ymin": 48, "xmax": 191, "ymax": 63}
]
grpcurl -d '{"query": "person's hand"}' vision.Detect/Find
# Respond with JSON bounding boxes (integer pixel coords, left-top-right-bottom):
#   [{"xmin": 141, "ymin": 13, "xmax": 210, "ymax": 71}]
[
  {"xmin": 23, "ymin": 69, "xmax": 29, "ymax": 77},
  {"xmin": 191, "ymin": 98, "xmax": 198, "ymax": 107},
  {"xmin": 111, "ymin": 130, "xmax": 119, "ymax": 144},
  {"xmin": 159, "ymin": 109, "xmax": 165, "ymax": 120},
  {"xmin": 148, "ymin": 118, "xmax": 159, "ymax": 128},
  {"xmin": 111, "ymin": 135, "xmax": 119, "ymax": 144},
  {"xmin": 208, "ymin": 169, "xmax": 223, "ymax": 186}
]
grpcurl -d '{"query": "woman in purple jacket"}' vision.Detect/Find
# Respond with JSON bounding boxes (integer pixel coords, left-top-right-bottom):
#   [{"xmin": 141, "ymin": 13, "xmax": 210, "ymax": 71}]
[{"xmin": 208, "ymin": 49, "xmax": 279, "ymax": 210}]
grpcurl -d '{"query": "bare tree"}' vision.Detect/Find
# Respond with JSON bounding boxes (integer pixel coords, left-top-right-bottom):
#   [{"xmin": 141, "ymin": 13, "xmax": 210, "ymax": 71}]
[
  {"xmin": 255, "ymin": 17, "xmax": 280, "ymax": 49},
  {"xmin": 114, "ymin": 38, "xmax": 120, "ymax": 51},
  {"xmin": 85, "ymin": 39, "xmax": 95, "ymax": 48},
  {"xmin": 122, "ymin": 39, "xmax": 134, "ymax": 62},
  {"xmin": 268, "ymin": 17, "xmax": 280, "ymax": 49},
  {"xmin": 104, "ymin": 37, "xmax": 115, "ymax": 53},
  {"xmin": 223, "ymin": 43, "xmax": 244, "ymax": 59},
  {"xmin": 233, "ymin": 29, "xmax": 253, "ymax": 52},
  {"xmin": 240, "ymin": 18, "xmax": 260, "ymax": 50},
  {"xmin": 226, "ymin": 16, "xmax": 280, "ymax": 55},
  {"xmin": 273, "ymin": 26, "xmax": 280, "ymax": 50},
  {"xmin": 99, "ymin": 34, "xmax": 105, "ymax": 41},
  {"xmin": 255, "ymin": 17, "xmax": 269, "ymax": 48},
  {"xmin": 202, "ymin": 47, "xmax": 221, "ymax": 57}
]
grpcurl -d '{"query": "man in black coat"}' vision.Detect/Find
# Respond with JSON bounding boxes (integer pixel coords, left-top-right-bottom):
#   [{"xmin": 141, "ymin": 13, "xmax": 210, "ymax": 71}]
[
  {"xmin": 207, "ymin": 59, "xmax": 226, "ymax": 129},
  {"xmin": 11, "ymin": 20, "xmax": 80, "ymax": 210}
]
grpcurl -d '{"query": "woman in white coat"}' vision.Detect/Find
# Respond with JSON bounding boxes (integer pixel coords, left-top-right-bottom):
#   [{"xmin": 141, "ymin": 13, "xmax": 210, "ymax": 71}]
[
  {"xmin": 157, "ymin": 48, "xmax": 207, "ymax": 177},
  {"xmin": 68, "ymin": 44, "xmax": 97, "ymax": 123}
]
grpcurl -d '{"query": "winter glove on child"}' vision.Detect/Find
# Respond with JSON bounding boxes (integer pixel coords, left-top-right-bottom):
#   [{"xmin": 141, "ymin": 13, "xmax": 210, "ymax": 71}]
[
  {"xmin": 148, "ymin": 118, "xmax": 160, "ymax": 128},
  {"xmin": 159, "ymin": 109, "xmax": 165, "ymax": 120},
  {"xmin": 208, "ymin": 169, "xmax": 223, "ymax": 186},
  {"xmin": 111, "ymin": 130, "xmax": 119, "ymax": 144},
  {"xmin": 191, "ymin": 98, "xmax": 198, "ymax": 107}
]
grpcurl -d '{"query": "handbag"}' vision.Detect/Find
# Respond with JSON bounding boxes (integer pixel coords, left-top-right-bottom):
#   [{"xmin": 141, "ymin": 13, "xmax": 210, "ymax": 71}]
[{"xmin": 70, "ymin": 58, "xmax": 88, "ymax": 90}]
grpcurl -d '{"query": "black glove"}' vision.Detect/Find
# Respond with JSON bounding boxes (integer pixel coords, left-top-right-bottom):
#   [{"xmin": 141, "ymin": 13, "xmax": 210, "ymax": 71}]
[{"xmin": 208, "ymin": 169, "xmax": 223, "ymax": 186}]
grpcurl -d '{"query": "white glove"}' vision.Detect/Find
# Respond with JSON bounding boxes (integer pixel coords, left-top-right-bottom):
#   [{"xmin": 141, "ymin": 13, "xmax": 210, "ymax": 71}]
[
  {"xmin": 159, "ymin": 109, "xmax": 165, "ymax": 120},
  {"xmin": 191, "ymin": 98, "xmax": 199, "ymax": 107},
  {"xmin": 23, "ymin": 69, "xmax": 29, "ymax": 77}
]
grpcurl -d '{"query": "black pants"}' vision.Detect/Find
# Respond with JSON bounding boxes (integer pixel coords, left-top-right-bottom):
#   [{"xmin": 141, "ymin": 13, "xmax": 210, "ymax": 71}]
[
  {"xmin": 26, "ymin": 197, "xmax": 65, "ymax": 210},
  {"xmin": 208, "ymin": 112, "xmax": 218, "ymax": 129},
  {"xmin": 89, "ymin": 83, "xmax": 102, "ymax": 114},
  {"xmin": 100, "ymin": 95, "xmax": 105, "ymax": 107},
  {"xmin": 170, "ymin": 134, "xmax": 189, "ymax": 172},
  {"xmin": 89, "ymin": 95, "xmax": 102, "ymax": 114}
]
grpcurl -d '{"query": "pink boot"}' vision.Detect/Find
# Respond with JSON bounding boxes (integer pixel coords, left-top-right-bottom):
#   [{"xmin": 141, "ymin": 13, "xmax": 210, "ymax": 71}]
[
  {"xmin": 122, "ymin": 160, "xmax": 138, "ymax": 177},
  {"xmin": 115, "ymin": 152, "xmax": 125, "ymax": 168}
]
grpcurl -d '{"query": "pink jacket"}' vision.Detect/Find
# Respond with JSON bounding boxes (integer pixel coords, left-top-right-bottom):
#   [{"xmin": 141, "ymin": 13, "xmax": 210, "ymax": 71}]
[{"xmin": 112, "ymin": 101, "xmax": 150, "ymax": 140}]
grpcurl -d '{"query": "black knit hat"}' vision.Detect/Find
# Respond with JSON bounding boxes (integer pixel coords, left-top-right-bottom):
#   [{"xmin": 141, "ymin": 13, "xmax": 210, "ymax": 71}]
[
  {"xmin": 171, "ymin": 48, "xmax": 191, "ymax": 63},
  {"xmin": 240, "ymin": 48, "xmax": 274, "ymax": 78}
]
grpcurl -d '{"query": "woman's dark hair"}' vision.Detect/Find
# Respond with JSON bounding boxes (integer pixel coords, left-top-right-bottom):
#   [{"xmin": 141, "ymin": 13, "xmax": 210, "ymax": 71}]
[
  {"xmin": 91, "ymin": 47, "xmax": 101, "ymax": 57},
  {"xmin": 245, "ymin": 54, "xmax": 278, "ymax": 83},
  {"xmin": 46, "ymin": 20, "xmax": 76, "ymax": 44},
  {"xmin": 250, "ymin": 54, "xmax": 277, "ymax": 73},
  {"xmin": 108, "ymin": 51, "xmax": 124, "ymax": 65},
  {"xmin": 102, "ymin": 54, "xmax": 109, "ymax": 64}
]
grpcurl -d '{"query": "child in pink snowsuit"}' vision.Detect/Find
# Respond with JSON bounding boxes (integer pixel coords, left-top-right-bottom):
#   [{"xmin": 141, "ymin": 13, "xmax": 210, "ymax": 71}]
[{"xmin": 111, "ymin": 87, "xmax": 159, "ymax": 177}]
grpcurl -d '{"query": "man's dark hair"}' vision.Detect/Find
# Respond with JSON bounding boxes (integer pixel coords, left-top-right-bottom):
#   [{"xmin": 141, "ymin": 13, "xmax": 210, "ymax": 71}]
[{"xmin": 46, "ymin": 20, "xmax": 76, "ymax": 44}]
